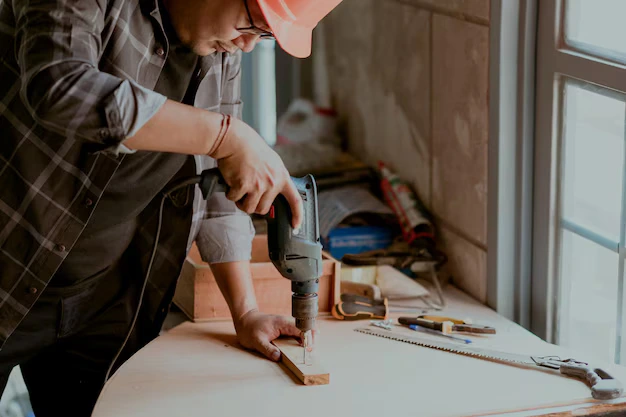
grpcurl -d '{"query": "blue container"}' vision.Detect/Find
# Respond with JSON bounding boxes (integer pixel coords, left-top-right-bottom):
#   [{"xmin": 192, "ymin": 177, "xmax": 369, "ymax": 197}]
[{"xmin": 323, "ymin": 226, "xmax": 394, "ymax": 260}]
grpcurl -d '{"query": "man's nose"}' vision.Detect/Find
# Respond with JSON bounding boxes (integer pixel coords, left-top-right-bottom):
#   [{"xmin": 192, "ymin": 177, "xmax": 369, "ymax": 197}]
[{"xmin": 235, "ymin": 34, "xmax": 261, "ymax": 53}]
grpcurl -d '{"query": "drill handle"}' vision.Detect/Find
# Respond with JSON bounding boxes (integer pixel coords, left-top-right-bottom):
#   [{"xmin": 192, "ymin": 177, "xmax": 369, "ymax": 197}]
[
  {"xmin": 198, "ymin": 168, "xmax": 229, "ymax": 200},
  {"xmin": 198, "ymin": 167, "xmax": 323, "ymax": 283}
]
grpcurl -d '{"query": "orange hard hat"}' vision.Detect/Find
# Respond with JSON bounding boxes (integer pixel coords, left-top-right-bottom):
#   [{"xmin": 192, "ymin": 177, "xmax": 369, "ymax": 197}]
[{"xmin": 257, "ymin": 0, "xmax": 343, "ymax": 58}]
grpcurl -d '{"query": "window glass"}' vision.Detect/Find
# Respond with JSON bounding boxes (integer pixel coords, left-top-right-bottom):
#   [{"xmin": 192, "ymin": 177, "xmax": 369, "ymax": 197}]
[
  {"xmin": 558, "ymin": 229, "xmax": 619, "ymax": 363},
  {"xmin": 565, "ymin": 0, "xmax": 626, "ymax": 63},
  {"xmin": 561, "ymin": 82, "xmax": 624, "ymax": 243}
]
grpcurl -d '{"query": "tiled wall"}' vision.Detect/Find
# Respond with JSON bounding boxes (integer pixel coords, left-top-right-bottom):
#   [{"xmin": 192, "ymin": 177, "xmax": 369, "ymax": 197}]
[{"xmin": 318, "ymin": 0, "xmax": 490, "ymax": 302}]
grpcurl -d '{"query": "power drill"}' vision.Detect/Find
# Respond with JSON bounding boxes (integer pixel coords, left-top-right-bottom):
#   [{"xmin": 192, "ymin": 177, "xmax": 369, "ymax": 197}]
[
  {"xmin": 197, "ymin": 168, "xmax": 323, "ymax": 355},
  {"xmin": 106, "ymin": 167, "xmax": 321, "ymax": 383}
]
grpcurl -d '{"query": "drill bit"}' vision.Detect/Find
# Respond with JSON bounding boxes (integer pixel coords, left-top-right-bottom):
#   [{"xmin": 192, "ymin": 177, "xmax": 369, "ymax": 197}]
[
  {"xmin": 302, "ymin": 330, "xmax": 313, "ymax": 365},
  {"xmin": 293, "ymin": 292, "xmax": 318, "ymax": 365}
]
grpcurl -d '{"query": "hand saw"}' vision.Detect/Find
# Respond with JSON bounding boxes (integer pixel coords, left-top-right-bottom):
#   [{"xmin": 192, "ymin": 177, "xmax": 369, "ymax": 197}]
[{"xmin": 355, "ymin": 327, "xmax": 624, "ymax": 400}]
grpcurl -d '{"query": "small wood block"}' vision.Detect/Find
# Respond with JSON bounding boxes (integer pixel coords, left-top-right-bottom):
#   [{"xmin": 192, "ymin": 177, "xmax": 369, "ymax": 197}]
[{"xmin": 273, "ymin": 338, "xmax": 329, "ymax": 386}]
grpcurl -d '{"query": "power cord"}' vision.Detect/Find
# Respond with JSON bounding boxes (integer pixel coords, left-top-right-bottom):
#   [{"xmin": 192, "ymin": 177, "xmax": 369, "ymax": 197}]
[{"xmin": 103, "ymin": 176, "xmax": 201, "ymax": 384}]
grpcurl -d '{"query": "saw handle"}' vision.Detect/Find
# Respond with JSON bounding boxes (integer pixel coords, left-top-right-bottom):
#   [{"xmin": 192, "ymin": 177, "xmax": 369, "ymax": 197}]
[
  {"xmin": 559, "ymin": 362, "xmax": 623, "ymax": 400},
  {"xmin": 340, "ymin": 293, "xmax": 386, "ymax": 305},
  {"xmin": 332, "ymin": 298, "xmax": 388, "ymax": 321}
]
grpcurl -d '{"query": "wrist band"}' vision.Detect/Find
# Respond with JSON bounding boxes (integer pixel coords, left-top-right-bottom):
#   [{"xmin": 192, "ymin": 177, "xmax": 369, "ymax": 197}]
[{"xmin": 208, "ymin": 113, "xmax": 231, "ymax": 157}]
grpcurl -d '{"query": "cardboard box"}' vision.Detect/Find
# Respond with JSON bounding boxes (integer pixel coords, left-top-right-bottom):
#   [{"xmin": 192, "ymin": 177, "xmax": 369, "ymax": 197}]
[{"xmin": 173, "ymin": 235, "xmax": 341, "ymax": 321}]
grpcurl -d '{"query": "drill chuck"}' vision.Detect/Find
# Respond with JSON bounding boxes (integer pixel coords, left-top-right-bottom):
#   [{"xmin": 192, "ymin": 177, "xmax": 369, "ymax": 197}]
[{"xmin": 292, "ymin": 293, "xmax": 318, "ymax": 332}]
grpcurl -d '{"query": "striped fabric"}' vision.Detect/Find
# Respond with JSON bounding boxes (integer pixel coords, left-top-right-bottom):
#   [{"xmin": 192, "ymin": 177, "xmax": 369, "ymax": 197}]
[{"xmin": 0, "ymin": 0, "xmax": 254, "ymax": 349}]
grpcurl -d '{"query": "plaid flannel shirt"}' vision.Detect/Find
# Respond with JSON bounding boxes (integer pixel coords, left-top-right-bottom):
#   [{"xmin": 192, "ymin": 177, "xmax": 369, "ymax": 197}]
[{"xmin": 0, "ymin": 0, "xmax": 255, "ymax": 350}]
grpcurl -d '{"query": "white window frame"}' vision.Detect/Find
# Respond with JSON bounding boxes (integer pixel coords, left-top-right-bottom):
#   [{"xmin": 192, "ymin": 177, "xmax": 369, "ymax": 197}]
[
  {"xmin": 532, "ymin": 0, "xmax": 626, "ymax": 361},
  {"xmin": 487, "ymin": 0, "xmax": 537, "ymax": 329}
]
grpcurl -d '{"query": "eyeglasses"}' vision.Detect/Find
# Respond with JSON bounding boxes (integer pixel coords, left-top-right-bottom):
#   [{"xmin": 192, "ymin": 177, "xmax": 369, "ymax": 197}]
[{"xmin": 236, "ymin": 0, "xmax": 275, "ymax": 39}]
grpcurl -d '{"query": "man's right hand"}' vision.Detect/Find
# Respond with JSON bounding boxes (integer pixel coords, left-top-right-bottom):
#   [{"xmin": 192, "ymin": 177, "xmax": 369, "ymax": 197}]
[{"xmin": 210, "ymin": 117, "xmax": 303, "ymax": 230}]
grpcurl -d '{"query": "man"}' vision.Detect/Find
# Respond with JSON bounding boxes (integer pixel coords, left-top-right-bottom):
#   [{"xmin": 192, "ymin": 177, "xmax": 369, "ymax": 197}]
[{"xmin": 0, "ymin": 0, "xmax": 342, "ymax": 415}]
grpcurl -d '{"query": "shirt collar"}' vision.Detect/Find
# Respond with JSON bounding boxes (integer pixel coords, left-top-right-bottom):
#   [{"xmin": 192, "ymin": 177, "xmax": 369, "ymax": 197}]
[
  {"xmin": 141, "ymin": 0, "xmax": 188, "ymax": 51},
  {"xmin": 159, "ymin": 1, "xmax": 189, "ymax": 50},
  {"xmin": 139, "ymin": 0, "xmax": 160, "ymax": 20}
]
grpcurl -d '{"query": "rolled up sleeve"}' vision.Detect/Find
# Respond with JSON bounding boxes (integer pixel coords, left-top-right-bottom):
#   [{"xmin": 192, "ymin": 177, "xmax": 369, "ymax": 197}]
[
  {"xmin": 196, "ymin": 210, "xmax": 255, "ymax": 264},
  {"xmin": 193, "ymin": 51, "xmax": 253, "ymax": 264},
  {"xmin": 193, "ymin": 157, "xmax": 255, "ymax": 264},
  {"xmin": 14, "ymin": 0, "xmax": 167, "ymax": 155},
  {"xmin": 195, "ymin": 162, "xmax": 255, "ymax": 264}
]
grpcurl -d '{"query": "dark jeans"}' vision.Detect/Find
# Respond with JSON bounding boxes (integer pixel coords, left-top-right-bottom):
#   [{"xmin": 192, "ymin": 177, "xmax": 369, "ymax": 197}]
[{"xmin": 0, "ymin": 261, "xmax": 140, "ymax": 417}]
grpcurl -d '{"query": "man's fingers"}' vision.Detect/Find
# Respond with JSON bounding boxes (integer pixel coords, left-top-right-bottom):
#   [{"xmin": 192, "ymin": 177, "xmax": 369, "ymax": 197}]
[
  {"xmin": 257, "ymin": 339, "xmax": 281, "ymax": 362},
  {"xmin": 239, "ymin": 191, "xmax": 262, "ymax": 214},
  {"xmin": 282, "ymin": 181, "xmax": 303, "ymax": 230},
  {"xmin": 279, "ymin": 319, "xmax": 303, "ymax": 339},
  {"xmin": 226, "ymin": 185, "xmax": 247, "ymax": 203},
  {"xmin": 256, "ymin": 192, "xmax": 275, "ymax": 216}
]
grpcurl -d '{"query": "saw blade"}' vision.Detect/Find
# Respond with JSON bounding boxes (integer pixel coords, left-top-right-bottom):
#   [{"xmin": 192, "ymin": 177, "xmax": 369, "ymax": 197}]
[{"xmin": 355, "ymin": 327, "xmax": 539, "ymax": 367}]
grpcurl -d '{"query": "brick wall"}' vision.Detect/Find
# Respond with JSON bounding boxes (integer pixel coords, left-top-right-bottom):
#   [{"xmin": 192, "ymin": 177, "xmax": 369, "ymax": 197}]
[{"xmin": 318, "ymin": 0, "xmax": 490, "ymax": 302}]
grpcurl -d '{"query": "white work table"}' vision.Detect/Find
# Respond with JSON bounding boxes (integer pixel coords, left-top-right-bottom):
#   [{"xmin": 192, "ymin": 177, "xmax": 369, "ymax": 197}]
[{"xmin": 92, "ymin": 286, "xmax": 626, "ymax": 417}]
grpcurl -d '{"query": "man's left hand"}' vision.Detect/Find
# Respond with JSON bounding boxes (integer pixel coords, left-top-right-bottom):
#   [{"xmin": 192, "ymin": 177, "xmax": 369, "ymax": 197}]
[{"xmin": 234, "ymin": 309, "xmax": 301, "ymax": 362}]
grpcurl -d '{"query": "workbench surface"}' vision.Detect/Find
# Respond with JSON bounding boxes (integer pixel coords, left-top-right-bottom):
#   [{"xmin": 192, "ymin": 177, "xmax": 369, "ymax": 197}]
[{"xmin": 92, "ymin": 287, "xmax": 626, "ymax": 417}]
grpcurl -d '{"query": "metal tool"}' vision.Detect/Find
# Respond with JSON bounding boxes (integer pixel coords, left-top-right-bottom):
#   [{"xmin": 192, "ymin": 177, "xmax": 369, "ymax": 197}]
[
  {"xmin": 408, "ymin": 324, "xmax": 472, "ymax": 344},
  {"xmin": 332, "ymin": 294, "xmax": 388, "ymax": 320},
  {"xmin": 398, "ymin": 315, "xmax": 496, "ymax": 335},
  {"xmin": 355, "ymin": 327, "xmax": 624, "ymax": 400},
  {"xmin": 341, "ymin": 293, "xmax": 386, "ymax": 305},
  {"xmin": 197, "ymin": 168, "xmax": 323, "ymax": 361},
  {"xmin": 371, "ymin": 319, "xmax": 394, "ymax": 330},
  {"xmin": 332, "ymin": 294, "xmax": 432, "ymax": 321}
]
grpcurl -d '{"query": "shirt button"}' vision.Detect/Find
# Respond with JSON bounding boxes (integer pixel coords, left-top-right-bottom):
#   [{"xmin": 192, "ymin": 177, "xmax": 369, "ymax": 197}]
[
  {"xmin": 55, "ymin": 243, "xmax": 66, "ymax": 252},
  {"xmin": 155, "ymin": 46, "xmax": 165, "ymax": 57},
  {"xmin": 28, "ymin": 286, "xmax": 37, "ymax": 294},
  {"xmin": 84, "ymin": 197, "xmax": 93, "ymax": 207}
]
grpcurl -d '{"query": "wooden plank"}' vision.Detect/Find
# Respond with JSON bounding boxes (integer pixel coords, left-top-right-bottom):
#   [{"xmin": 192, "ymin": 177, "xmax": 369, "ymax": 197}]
[{"xmin": 273, "ymin": 338, "xmax": 329, "ymax": 386}]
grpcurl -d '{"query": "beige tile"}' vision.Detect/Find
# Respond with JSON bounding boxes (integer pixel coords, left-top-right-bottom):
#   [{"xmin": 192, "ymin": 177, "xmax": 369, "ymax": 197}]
[
  {"xmin": 438, "ymin": 226, "xmax": 487, "ymax": 303},
  {"xmin": 321, "ymin": 0, "xmax": 432, "ymax": 205},
  {"xmin": 432, "ymin": 15, "xmax": 488, "ymax": 244},
  {"xmin": 322, "ymin": 0, "xmax": 375, "ymax": 92},
  {"xmin": 416, "ymin": 0, "xmax": 489, "ymax": 22}
]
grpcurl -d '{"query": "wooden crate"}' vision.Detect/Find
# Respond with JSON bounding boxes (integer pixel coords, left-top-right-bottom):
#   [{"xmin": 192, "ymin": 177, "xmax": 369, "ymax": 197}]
[{"xmin": 173, "ymin": 235, "xmax": 341, "ymax": 321}]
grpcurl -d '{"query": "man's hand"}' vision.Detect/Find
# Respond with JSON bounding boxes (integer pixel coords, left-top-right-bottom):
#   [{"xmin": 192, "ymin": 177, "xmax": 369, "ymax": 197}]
[
  {"xmin": 234, "ymin": 309, "xmax": 302, "ymax": 362},
  {"xmin": 208, "ymin": 262, "xmax": 310, "ymax": 363},
  {"xmin": 210, "ymin": 117, "xmax": 303, "ymax": 229}
]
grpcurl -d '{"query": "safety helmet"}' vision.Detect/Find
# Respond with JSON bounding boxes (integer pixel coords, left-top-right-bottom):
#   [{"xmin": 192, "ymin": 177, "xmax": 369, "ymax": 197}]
[{"xmin": 257, "ymin": 0, "xmax": 343, "ymax": 58}]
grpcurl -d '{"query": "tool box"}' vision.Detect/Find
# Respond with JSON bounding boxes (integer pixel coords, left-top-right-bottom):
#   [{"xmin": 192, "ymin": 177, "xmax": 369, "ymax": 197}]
[{"xmin": 173, "ymin": 234, "xmax": 341, "ymax": 321}]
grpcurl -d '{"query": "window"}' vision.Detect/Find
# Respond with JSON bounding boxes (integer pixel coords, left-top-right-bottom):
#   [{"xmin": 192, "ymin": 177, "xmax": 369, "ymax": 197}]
[
  {"xmin": 241, "ymin": 40, "xmax": 277, "ymax": 145},
  {"xmin": 533, "ymin": 0, "xmax": 626, "ymax": 364}
]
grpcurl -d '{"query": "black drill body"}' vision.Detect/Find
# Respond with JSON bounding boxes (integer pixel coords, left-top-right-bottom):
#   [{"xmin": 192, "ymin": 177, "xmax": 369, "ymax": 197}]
[{"xmin": 197, "ymin": 168, "xmax": 323, "ymax": 333}]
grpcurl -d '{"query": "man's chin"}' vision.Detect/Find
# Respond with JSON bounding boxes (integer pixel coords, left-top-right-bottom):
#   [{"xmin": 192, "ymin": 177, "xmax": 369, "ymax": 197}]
[
  {"xmin": 195, "ymin": 44, "xmax": 235, "ymax": 56},
  {"xmin": 188, "ymin": 41, "xmax": 239, "ymax": 56}
]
